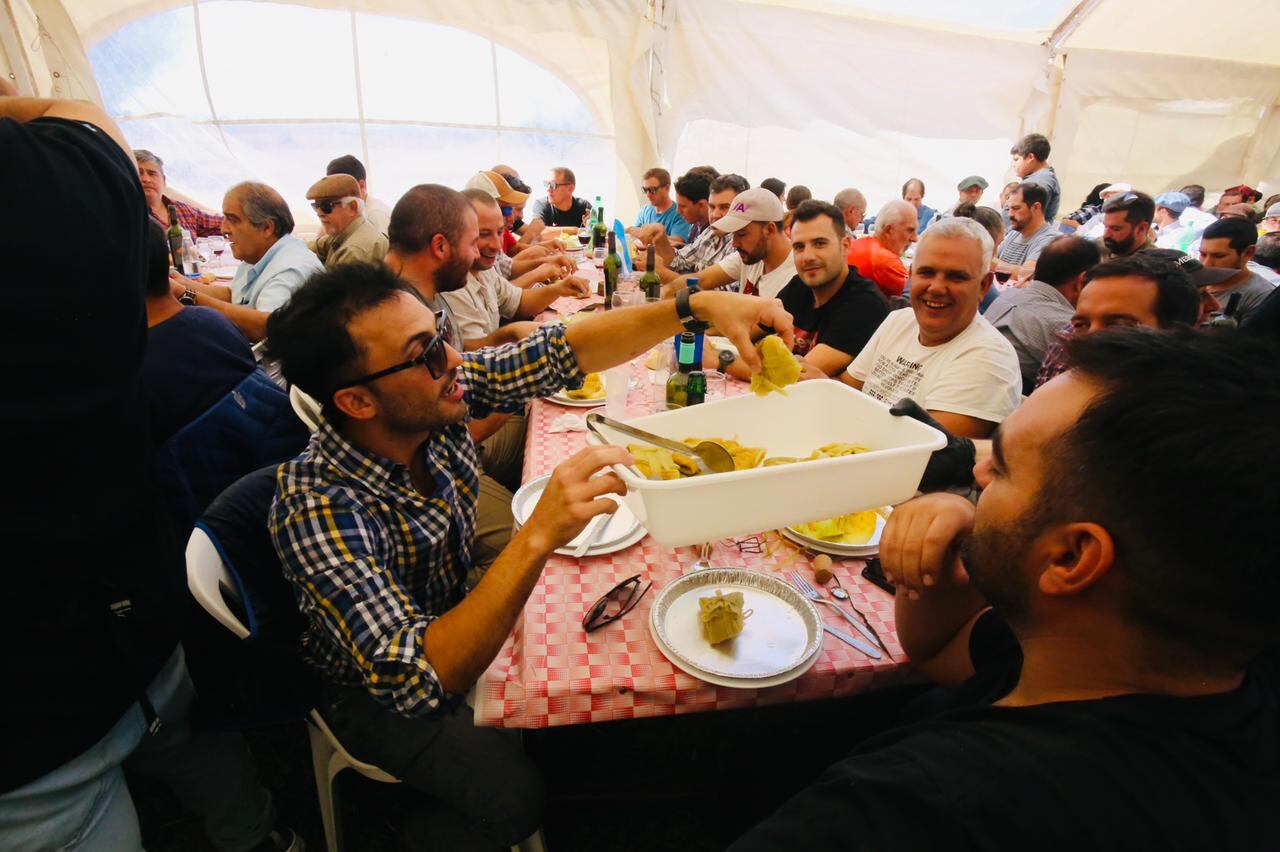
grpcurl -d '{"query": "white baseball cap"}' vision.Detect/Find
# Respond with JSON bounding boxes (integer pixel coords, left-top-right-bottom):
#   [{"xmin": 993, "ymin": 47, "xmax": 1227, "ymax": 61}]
[
  {"xmin": 712, "ymin": 187, "xmax": 787, "ymax": 233},
  {"xmin": 1100, "ymin": 183, "xmax": 1133, "ymax": 197}
]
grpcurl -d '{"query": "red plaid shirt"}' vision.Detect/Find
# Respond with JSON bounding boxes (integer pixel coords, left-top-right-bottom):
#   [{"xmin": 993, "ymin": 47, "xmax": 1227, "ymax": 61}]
[{"xmin": 154, "ymin": 195, "xmax": 223, "ymax": 237}]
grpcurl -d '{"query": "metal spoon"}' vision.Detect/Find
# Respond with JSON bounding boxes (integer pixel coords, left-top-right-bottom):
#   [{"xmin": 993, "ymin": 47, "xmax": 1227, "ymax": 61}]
[{"xmin": 585, "ymin": 413, "xmax": 735, "ymax": 476}]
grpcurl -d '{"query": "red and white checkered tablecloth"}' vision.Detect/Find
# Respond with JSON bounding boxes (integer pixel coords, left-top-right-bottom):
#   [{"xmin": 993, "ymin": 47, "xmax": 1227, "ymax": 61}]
[{"xmin": 473, "ymin": 297, "xmax": 913, "ymax": 728}]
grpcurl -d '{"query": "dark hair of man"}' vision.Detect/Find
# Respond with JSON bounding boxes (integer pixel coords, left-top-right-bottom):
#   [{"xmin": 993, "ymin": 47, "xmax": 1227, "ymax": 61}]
[
  {"xmin": 1202, "ymin": 217, "xmax": 1259, "ymax": 253},
  {"xmin": 1033, "ymin": 235, "xmax": 1099, "ymax": 289},
  {"xmin": 1179, "ymin": 184, "xmax": 1205, "ymax": 207},
  {"xmin": 326, "ymin": 154, "xmax": 367, "ymax": 183},
  {"xmin": 507, "ymin": 175, "xmax": 531, "ymax": 195},
  {"xmin": 785, "ymin": 185, "xmax": 812, "ymax": 210},
  {"xmin": 552, "ymin": 166, "xmax": 576, "ymax": 185},
  {"xmin": 264, "ymin": 262, "xmax": 408, "ymax": 422},
  {"xmin": 1010, "ymin": 132, "xmax": 1051, "ymax": 161},
  {"xmin": 145, "ymin": 219, "xmax": 170, "ymax": 298},
  {"xmin": 952, "ymin": 203, "xmax": 1005, "ymax": 250},
  {"xmin": 673, "ymin": 171, "xmax": 712, "ymax": 204},
  {"xmin": 790, "ymin": 199, "xmax": 845, "ymax": 240},
  {"xmin": 388, "ymin": 184, "xmax": 471, "ymax": 255},
  {"xmin": 1101, "ymin": 190, "xmax": 1155, "ymax": 226},
  {"xmin": 710, "ymin": 173, "xmax": 750, "ymax": 194},
  {"xmin": 1055, "ymin": 327, "xmax": 1280, "ymax": 670},
  {"xmin": 1255, "ymin": 231, "xmax": 1280, "ymax": 270},
  {"xmin": 686, "ymin": 165, "xmax": 720, "ymax": 180},
  {"xmin": 1083, "ymin": 255, "xmax": 1199, "ymax": 327},
  {"xmin": 229, "ymin": 181, "xmax": 294, "ymax": 238},
  {"xmin": 1015, "ymin": 181, "xmax": 1049, "ymax": 213},
  {"xmin": 643, "ymin": 167, "xmax": 671, "ymax": 186},
  {"xmin": 1081, "ymin": 182, "xmax": 1109, "ymax": 208},
  {"xmin": 761, "ymin": 177, "xmax": 786, "ymax": 197},
  {"xmin": 902, "ymin": 178, "xmax": 925, "ymax": 197}
]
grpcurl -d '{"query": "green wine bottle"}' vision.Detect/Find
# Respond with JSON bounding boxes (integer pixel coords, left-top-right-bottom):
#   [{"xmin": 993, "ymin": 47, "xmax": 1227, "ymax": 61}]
[
  {"xmin": 603, "ymin": 231, "xmax": 620, "ymax": 310},
  {"xmin": 665, "ymin": 331, "xmax": 698, "ymax": 407},
  {"xmin": 640, "ymin": 244, "xmax": 661, "ymax": 301},
  {"xmin": 167, "ymin": 205, "xmax": 184, "ymax": 271},
  {"xmin": 592, "ymin": 205, "xmax": 607, "ymax": 266}
]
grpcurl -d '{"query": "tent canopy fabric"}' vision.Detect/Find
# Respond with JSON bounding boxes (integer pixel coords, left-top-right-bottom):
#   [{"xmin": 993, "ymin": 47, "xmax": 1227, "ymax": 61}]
[{"xmin": 3, "ymin": 0, "xmax": 1277, "ymax": 224}]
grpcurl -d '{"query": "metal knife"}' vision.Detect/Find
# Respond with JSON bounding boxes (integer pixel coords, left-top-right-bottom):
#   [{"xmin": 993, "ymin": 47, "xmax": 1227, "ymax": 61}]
[{"xmin": 821, "ymin": 624, "xmax": 883, "ymax": 659}]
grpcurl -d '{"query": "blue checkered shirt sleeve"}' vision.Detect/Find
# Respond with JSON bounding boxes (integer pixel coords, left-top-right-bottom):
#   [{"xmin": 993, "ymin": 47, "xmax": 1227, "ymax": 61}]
[
  {"xmin": 271, "ymin": 487, "xmax": 444, "ymax": 716},
  {"xmin": 461, "ymin": 323, "xmax": 585, "ymax": 418}
]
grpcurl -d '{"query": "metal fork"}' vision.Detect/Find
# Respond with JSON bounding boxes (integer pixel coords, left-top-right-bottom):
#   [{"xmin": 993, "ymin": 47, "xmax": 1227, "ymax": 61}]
[{"xmin": 788, "ymin": 573, "xmax": 884, "ymax": 659}]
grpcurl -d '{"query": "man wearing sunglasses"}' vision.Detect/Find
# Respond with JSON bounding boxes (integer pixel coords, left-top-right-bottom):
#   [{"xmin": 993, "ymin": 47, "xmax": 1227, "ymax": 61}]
[
  {"xmin": 305, "ymin": 174, "xmax": 388, "ymax": 270},
  {"xmin": 632, "ymin": 167, "xmax": 692, "ymax": 243},
  {"xmin": 531, "ymin": 166, "xmax": 593, "ymax": 228},
  {"xmin": 267, "ymin": 261, "xmax": 792, "ymax": 850}
]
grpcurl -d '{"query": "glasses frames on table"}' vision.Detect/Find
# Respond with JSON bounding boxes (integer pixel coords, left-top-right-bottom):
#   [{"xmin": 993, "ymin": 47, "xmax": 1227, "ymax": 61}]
[{"xmin": 582, "ymin": 574, "xmax": 653, "ymax": 633}]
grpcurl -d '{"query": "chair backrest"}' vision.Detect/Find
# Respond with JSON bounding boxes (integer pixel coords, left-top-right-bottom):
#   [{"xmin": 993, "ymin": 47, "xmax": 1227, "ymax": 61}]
[
  {"xmin": 289, "ymin": 384, "xmax": 322, "ymax": 433},
  {"xmin": 183, "ymin": 464, "xmax": 315, "ymax": 729},
  {"xmin": 186, "ymin": 525, "xmax": 250, "ymax": 639}
]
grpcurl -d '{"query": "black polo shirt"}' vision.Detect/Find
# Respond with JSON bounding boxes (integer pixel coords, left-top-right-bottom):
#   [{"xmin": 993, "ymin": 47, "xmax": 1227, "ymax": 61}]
[{"xmin": 776, "ymin": 266, "xmax": 888, "ymax": 361}]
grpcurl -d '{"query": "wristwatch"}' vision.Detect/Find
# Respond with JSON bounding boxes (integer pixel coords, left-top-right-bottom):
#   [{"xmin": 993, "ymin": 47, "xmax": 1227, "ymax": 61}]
[
  {"xmin": 674, "ymin": 285, "xmax": 709, "ymax": 333},
  {"xmin": 717, "ymin": 349, "xmax": 736, "ymax": 372},
  {"xmin": 178, "ymin": 286, "xmax": 198, "ymax": 306}
]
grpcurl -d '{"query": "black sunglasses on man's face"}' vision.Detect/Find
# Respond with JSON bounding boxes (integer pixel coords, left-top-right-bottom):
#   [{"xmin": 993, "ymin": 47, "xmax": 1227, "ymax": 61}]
[{"xmin": 334, "ymin": 311, "xmax": 450, "ymax": 392}]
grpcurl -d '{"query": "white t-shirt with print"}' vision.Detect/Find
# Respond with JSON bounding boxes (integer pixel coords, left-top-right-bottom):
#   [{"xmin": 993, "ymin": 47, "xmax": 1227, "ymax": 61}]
[
  {"xmin": 847, "ymin": 308, "xmax": 1022, "ymax": 423},
  {"xmin": 716, "ymin": 251, "xmax": 797, "ymax": 300}
]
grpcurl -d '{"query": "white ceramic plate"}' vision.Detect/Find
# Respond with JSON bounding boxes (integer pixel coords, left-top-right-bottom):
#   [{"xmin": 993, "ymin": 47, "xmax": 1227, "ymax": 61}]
[
  {"xmin": 783, "ymin": 509, "xmax": 890, "ymax": 556},
  {"xmin": 512, "ymin": 474, "xmax": 644, "ymax": 556},
  {"xmin": 649, "ymin": 569, "xmax": 822, "ymax": 684},
  {"xmin": 545, "ymin": 391, "xmax": 606, "ymax": 407}
]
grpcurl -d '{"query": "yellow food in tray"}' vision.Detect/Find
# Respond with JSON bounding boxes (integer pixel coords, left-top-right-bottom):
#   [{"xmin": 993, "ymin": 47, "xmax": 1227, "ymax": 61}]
[
  {"xmin": 750, "ymin": 335, "xmax": 801, "ymax": 396},
  {"xmin": 625, "ymin": 436, "xmax": 869, "ymax": 479},
  {"xmin": 699, "ymin": 590, "xmax": 748, "ymax": 644},
  {"xmin": 793, "ymin": 509, "xmax": 882, "ymax": 545},
  {"xmin": 562, "ymin": 372, "xmax": 605, "ymax": 400},
  {"xmin": 626, "ymin": 437, "xmax": 766, "ymax": 479}
]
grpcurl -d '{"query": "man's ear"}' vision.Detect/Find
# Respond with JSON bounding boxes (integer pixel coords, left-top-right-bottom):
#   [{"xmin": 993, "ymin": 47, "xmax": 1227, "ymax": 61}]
[
  {"xmin": 333, "ymin": 386, "xmax": 378, "ymax": 422},
  {"xmin": 1242, "ymin": 245, "xmax": 1257, "ymax": 264},
  {"xmin": 1038, "ymin": 522, "xmax": 1115, "ymax": 597},
  {"xmin": 430, "ymin": 232, "xmax": 451, "ymax": 261}
]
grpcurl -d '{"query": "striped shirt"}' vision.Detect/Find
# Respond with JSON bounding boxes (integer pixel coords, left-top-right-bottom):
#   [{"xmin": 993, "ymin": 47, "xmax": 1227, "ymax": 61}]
[
  {"xmin": 270, "ymin": 325, "xmax": 584, "ymax": 717},
  {"xmin": 996, "ymin": 222, "xmax": 1058, "ymax": 268}
]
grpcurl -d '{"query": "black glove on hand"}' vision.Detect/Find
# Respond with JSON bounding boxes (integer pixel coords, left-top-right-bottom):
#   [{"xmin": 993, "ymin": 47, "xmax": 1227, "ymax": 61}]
[{"xmin": 889, "ymin": 398, "xmax": 976, "ymax": 491}]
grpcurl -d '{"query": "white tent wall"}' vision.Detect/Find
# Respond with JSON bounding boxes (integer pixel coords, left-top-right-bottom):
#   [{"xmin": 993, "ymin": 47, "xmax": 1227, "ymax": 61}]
[
  {"xmin": 1049, "ymin": 48, "xmax": 1280, "ymax": 215},
  {"xmin": 8, "ymin": 0, "xmax": 658, "ymax": 225},
  {"xmin": 656, "ymin": 0, "xmax": 1048, "ymax": 213},
  {"xmin": 3, "ymin": 0, "xmax": 1280, "ymax": 224}
]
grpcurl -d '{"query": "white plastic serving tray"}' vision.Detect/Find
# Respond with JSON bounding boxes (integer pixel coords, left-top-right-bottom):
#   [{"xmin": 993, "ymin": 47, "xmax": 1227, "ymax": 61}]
[{"xmin": 586, "ymin": 380, "xmax": 945, "ymax": 547}]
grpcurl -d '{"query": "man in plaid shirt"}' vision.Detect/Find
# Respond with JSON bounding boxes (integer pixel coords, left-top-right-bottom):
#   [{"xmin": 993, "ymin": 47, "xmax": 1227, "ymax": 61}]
[
  {"xmin": 266, "ymin": 254, "xmax": 793, "ymax": 849},
  {"xmin": 135, "ymin": 149, "xmax": 223, "ymax": 237}
]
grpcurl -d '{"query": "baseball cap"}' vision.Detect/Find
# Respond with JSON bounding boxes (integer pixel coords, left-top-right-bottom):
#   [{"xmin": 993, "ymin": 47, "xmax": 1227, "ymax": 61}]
[
  {"xmin": 1100, "ymin": 183, "xmax": 1132, "ymax": 196},
  {"xmin": 306, "ymin": 174, "xmax": 361, "ymax": 200},
  {"xmin": 1265, "ymin": 202, "xmax": 1280, "ymax": 219},
  {"xmin": 464, "ymin": 170, "xmax": 529, "ymax": 205},
  {"xmin": 1154, "ymin": 192, "xmax": 1190, "ymax": 215},
  {"xmin": 1144, "ymin": 248, "xmax": 1238, "ymax": 288},
  {"xmin": 957, "ymin": 175, "xmax": 989, "ymax": 191},
  {"xmin": 1223, "ymin": 184, "xmax": 1257, "ymax": 200},
  {"xmin": 712, "ymin": 187, "xmax": 787, "ymax": 233}
]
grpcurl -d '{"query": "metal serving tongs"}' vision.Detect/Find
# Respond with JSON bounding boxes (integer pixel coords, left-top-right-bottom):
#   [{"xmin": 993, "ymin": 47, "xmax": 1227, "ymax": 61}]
[{"xmin": 585, "ymin": 413, "xmax": 735, "ymax": 478}]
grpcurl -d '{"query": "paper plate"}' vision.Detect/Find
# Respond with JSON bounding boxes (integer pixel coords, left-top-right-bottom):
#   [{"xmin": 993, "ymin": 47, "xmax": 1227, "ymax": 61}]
[
  {"xmin": 649, "ymin": 568, "xmax": 822, "ymax": 684},
  {"xmin": 783, "ymin": 509, "xmax": 889, "ymax": 556},
  {"xmin": 512, "ymin": 474, "xmax": 643, "ymax": 556}
]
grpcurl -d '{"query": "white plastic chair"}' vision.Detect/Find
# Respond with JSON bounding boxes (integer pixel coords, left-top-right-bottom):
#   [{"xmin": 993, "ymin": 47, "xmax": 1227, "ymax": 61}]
[
  {"xmin": 289, "ymin": 385, "xmax": 322, "ymax": 434},
  {"xmin": 184, "ymin": 527, "xmax": 547, "ymax": 852}
]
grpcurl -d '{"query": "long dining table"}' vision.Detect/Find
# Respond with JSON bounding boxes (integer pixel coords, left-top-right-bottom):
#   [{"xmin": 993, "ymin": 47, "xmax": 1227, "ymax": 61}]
[{"xmin": 471, "ymin": 287, "xmax": 914, "ymax": 728}]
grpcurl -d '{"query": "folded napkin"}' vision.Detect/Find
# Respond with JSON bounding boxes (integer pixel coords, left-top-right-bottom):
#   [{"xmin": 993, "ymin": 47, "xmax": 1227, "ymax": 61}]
[{"xmin": 547, "ymin": 414, "xmax": 588, "ymax": 433}]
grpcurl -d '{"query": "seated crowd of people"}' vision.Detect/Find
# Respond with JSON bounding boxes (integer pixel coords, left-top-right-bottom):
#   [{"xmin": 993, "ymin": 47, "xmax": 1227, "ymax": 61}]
[{"xmin": 5, "ymin": 88, "xmax": 1280, "ymax": 852}]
